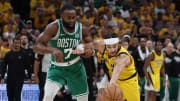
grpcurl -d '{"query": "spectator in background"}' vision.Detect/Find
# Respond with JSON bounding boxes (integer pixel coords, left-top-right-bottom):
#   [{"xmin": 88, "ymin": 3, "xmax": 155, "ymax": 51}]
[
  {"xmin": 128, "ymin": 36, "xmax": 139, "ymax": 54},
  {"xmin": 3, "ymin": 6, "xmax": 15, "ymax": 23},
  {"xmin": 34, "ymin": 7, "xmax": 46, "ymax": 31},
  {"xmin": 163, "ymin": 42, "xmax": 175, "ymax": 77},
  {"xmin": 26, "ymin": 20, "xmax": 34, "ymax": 34},
  {"xmin": 0, "ymin": 37, "xmax": 32, "ymax": 101},
  {"xmin": 146, "ymin": 40, "xmax": 153, "ymax": 52},
  {"xmin": 20, "ymin": 35, "xmax": 34, "ymax": 73},
  {"xmin": 31, "ymin": 29, "xmax": 40, "ymax": 44},
  {"xmin": 169, "ymin": 42, "xmax": 180, "ymax": 101},
  {"xmin": 0, "ymin": 0, "xmax": 11, "ymax": 14},
  {"xmin": 121, "ymin": 34, "xmax": 131, "ymax": 51},
  {"xmin": 30, "ymin": 0, "xmax": 44, "ymax": 20},
  {"xmin": 159, "ymin": 21, "xmax": 177, "ymax": 40},
  {"xmin": 132, "ymin": 36, "xmax": 150, "ymax": 101},
  {"xmin": 34, "ymin": 53, "xmax": 51, "ymax": 101},
  {"xmin": 0, "ymin": 36, "xmax": 10, "ymax": 71}
]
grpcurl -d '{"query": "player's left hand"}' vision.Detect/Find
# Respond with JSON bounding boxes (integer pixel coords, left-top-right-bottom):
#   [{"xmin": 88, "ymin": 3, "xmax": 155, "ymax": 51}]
[{"xmin": 163, "ymin": 80, "xmax": 170, "ymax": 88}]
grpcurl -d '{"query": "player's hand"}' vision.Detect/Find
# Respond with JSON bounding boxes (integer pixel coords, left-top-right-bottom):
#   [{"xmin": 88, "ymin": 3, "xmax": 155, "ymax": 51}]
[
  {"xmin": 109, "ymin": 80, "xmax": 119, "ymax": 87},
  {"xmin": 163, "ymin": 80, "xmax": 170, "ymax": 88},
  {"xmin": 0, "ymin": 79, "xmax": 5, "ymax": 85},
  {"xmin": 53, "ymin": 48, "xmax": 63, "ymax": 62},
  {"xmin": 72, "ymin": 49, "xmax": 84, "ymax": 55},
  {"xmin": 81, "ymin": 48, "xmax": 94, "ymax": 58},
  {"xmin": 34, "ymin": 74, "xmax": 39, "ymax": 84},
  {"xmin": 147, "ymin": 79, "xmax": 151, "ymax": 86}
]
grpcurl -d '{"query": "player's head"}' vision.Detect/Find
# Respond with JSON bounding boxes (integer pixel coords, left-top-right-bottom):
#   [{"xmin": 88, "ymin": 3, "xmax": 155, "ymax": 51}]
[
  {"xmin": 155, "ymin": 40, "xmax": 163, "ymax": 52},
  {"xmin": 104, "ymin": 33, "xmax": 119, "ymax": 57},
  {"xmin": 61, "ymin": 3, "xmax": 76, "ymax": 30}
]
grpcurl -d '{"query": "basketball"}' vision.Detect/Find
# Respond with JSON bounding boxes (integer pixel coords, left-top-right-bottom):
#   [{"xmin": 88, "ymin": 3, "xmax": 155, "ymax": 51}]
[{"xmin": 96, "ymin": 84, "xmax": 123, "ymax": 101}]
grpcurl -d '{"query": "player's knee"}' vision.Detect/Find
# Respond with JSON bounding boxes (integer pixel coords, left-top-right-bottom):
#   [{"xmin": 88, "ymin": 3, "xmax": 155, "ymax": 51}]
[
  {"xmin": 43, "ymin": 80, "xmax": 61, "ymax": 101},
  {"xmin": 77, "ymin": 94, "xmax": 88, "ymax": 101}
]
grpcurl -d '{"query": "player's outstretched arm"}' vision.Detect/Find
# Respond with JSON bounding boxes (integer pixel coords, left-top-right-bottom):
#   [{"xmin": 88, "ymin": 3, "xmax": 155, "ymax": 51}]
[
  {"xmin": 78, "ymin": 27, "xmax": 105, "ymax": 58},
  {"xmin": 33, "ymin": 21, "xmax": 63, "ymax": 62},
  {"xmin": 110, "ymin": 54, "xmax": 131, "ymax": 85}
]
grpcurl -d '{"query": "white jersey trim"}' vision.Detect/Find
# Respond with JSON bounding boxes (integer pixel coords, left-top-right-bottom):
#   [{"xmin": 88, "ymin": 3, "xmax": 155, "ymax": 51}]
[{"xmin": 51, "ymin": 20, "xmax": 60, "ymax": 40}]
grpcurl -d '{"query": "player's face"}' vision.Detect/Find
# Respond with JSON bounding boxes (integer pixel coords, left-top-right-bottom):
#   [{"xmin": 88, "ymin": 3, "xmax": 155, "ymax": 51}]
[
  {"xmin": 62, "ymin": 10, "xmax": 76, "ymax": 29},
  {"xmin": 13, "ymin": 40, "xmax": 21, "ymax": 50},
  {"xmin": 106, "ymin": 43, "xmax": 119, "ymax": 57},
  {"xmin": 156, "ymin": 42, "xmax": 163, "ymax": 52}
]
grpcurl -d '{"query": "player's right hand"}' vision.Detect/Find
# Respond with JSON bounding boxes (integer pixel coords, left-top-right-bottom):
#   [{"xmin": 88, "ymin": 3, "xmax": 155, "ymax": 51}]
[{"xmin": 53, "ymin": 49, "xmax": 63, "ymax": 62}]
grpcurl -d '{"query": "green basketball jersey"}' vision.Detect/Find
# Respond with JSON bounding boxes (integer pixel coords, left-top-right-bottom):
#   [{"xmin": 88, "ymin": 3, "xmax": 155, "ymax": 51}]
[{"xmin": 50, "ymin": 19, "xmax": 82, "ymax": 63}]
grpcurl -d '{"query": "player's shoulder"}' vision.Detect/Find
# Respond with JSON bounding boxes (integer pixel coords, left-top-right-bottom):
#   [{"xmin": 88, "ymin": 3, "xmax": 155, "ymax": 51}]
[{"xmin": 45, "ymin": 20, "xmax": 59, "ymax": 31}]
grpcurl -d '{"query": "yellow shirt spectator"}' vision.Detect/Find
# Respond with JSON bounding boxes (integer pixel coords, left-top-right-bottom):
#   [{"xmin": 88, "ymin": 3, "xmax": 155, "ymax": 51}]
[
  {"xmin": 159, "ymin": 28, "xmax": 177, "ymax": 38},
  {"xmin": 0, "ymin": 1, "xmax": 11, "ymax": 13},
  {"xmin": 82, "ymin": 15, "xmax": 95, "ymax": 25},
  {"xmin": 124, "ymin": 22, "xmax": 134, "ymax": 31},
  {"xmin": 141, "ymin": 14, "xmax": 152, "ymax": 21},
  {"xmin": 3, "ymin": 13, "xmax": 15, "ymax": 22},
  {"xmin": 98, "ymin": 6, "xmax": 112, "ymax": 14},
  {"xmin": 3, "ymin": 24, "xmax": 17, "ymax": 33},
  {"xmin": 30, "ymin": 0, "xmax": 44, "ymax": 18},
  {"xmin": 0, "ymin": 46, "xmax": 10, "ymax": 59},
  {"xmin": 112, "ymin": 17, "xmax": 124, "ymax": 23}
]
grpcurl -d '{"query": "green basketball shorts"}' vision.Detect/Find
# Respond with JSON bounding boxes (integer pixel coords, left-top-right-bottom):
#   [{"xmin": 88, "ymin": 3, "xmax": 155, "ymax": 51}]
[{"xmin": 47, "ymin": 60, "xmax": 89, "ymax": 98}]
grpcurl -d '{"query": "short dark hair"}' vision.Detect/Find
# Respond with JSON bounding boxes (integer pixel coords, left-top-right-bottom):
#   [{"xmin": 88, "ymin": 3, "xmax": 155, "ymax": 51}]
[
  {"xmin": 155, "ymin": 39, "xmax": 162, "ymax": 46},
  {"xmin": 61, "ymin": 3, "xmax": 76, "ymax": 13},
  {"xmin": 13, "ymin": 36, "xmax": 21, "ymax": 42},
  {"xmin": 104, "ymin": 33, "xmax": 118, "ymax": 39}
]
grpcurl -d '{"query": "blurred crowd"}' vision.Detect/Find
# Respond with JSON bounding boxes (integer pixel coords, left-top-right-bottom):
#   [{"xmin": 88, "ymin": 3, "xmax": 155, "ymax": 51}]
[{"xmin": 0, "ymin": 0, "xmax": 180, "ymax": 101}]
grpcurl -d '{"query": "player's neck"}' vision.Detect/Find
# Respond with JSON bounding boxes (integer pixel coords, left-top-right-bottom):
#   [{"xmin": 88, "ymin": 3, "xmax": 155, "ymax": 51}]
[{"xmin": 155, "ymin": 50, "xmax": 161, "ymax": 56}]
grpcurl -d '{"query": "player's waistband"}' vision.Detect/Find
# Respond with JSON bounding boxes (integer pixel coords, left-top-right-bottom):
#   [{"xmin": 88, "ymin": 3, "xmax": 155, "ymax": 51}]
[
  {"xmin": 51, "ymin": 56, "xmax": 80, "ymax": 67},
  {"xmin": 119, "ymin": 72, "xmax": 137, "ymax": 81}
]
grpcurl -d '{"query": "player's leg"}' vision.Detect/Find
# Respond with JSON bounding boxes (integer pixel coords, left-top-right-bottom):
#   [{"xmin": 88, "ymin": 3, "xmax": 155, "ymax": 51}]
[
  {"xmin": 145, "ymin": 90, "xmax": 153, "ymax": 101},
  {"xmin": 43, "ymin": 65, "xmax": 66, "ymax": 101},
  {"xmin": 76, "ymin": 94, "xmax": 88, "ymax": 101},
  {"xmin": 66, "ymin": 62, "xmax": 89, "ymax": 101},
  {"xmin": 43, "ymin": 80, "xmax": 61, "ymax": 101},
  {"xmin": 151, "ymin": 91, "xmax": 157, "ymax": 101}
]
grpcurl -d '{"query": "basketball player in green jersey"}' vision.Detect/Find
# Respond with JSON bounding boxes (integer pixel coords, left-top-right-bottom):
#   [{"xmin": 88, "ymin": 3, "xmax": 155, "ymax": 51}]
[{"xmin": 33, "ymin": 4, "xmax": 93, "ymax": 101}]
